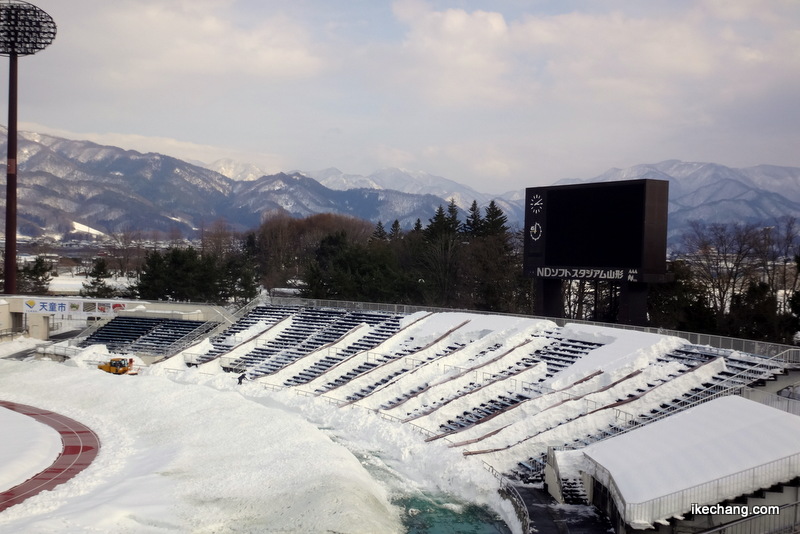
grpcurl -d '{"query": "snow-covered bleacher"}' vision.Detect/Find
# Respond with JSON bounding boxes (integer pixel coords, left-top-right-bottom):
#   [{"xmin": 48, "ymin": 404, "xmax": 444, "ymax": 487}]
[
  {"xmin": 215, "ymin": 307, "xmax": 405, "ymax": 378},
  {"xmin": 156, "ymin": 301, "xmax": 799, "ymax": 533},
  {"xmin": 79, "ymin": 316, "xmax": 216, "ymax": 355},
  {"xmin": 502, "ymin": 343, "xmax": 791, "ymax": 483},
  {"xmin": 185, "ymin": 304, "xmax": 300, "ymax": 366},
  {"xmin": 171, "ymin": 307, "xmax": 795, "ymax": 484}
]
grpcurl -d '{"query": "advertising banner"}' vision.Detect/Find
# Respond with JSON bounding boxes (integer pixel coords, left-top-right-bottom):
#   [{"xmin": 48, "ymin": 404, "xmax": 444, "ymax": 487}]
[{"xmin": 22, "ymin": 298, "xmax": 130, "ymax": 317}]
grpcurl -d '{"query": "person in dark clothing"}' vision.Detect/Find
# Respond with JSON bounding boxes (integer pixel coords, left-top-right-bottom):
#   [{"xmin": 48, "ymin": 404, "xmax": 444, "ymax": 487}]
[{"xmin": 237, "ymin": 373, "xmax": 246, "ymax": 385}]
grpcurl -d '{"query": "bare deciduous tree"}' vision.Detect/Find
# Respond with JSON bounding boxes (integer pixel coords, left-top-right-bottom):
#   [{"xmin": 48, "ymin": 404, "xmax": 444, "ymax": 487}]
[
  {"xmin": 682, "ymin": 221, "xmax": 761, "ymax": 327},
  {"xmin": 752, "ymin": 216, "xmax": 800, "ymax": 315},
  {"xmin": 110, "ymin": 226, "xmax": 144, "ymax": 276}
]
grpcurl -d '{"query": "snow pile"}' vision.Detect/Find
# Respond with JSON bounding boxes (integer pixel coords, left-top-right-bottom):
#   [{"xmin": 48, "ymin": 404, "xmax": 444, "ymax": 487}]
[
  {"xmin": 546, "ymin": 327, "xmax": 686, "ymax": 389},
  {"xmin": 62, "ymin": 344, "xmax": 146, "ymax": 370},
  {"xmin": 0, "ymin": 336, "xmax": 47, "ymax": 357},
  {"xmin": 159, "ymin": 336, "xmax": 217, "ymax": 371},
  {"xmin": 263, "ymin": 383, "xmax": 522, "ymax": 529},
  {"xmin": 220, "ymin": 318, "xmax": 280, "ymax": 345},
  {"xmin": 361, "ymin": 321, "xmax": 553, "ymax": 413},
  {"xmin": 0, "ymin": 360, "xmax": 403, "ymax": 534},
  {"xmin": 48, "ymin": 273, "xmax": 132, "ymax": 294}
]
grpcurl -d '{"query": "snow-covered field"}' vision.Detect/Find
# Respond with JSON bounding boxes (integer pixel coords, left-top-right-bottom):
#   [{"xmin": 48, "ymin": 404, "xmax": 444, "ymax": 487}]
[
  {"xmin": 0, "ymin": 335, "xmax": 517, "ymax": 533},
  {"xmin": 0, "ymin": 408, "xmax": 62, "ymax": 493},
  {"xmin": 47, "ymin": 273, "xmax": 132, "ymax": 295}
]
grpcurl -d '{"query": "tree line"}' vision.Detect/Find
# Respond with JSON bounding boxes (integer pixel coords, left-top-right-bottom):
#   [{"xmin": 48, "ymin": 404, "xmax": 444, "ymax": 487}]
[{"xmin": 4, "ymin": 204, "xmax": 800, "ymax": 345}]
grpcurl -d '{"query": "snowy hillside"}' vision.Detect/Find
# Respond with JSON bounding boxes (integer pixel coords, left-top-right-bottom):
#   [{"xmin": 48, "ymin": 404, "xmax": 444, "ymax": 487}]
[
  {"xmin": 3, "ymin": 127, "xmax": 798, "ymax": 239},
  {"xmin": 572, "ymin": 160, "xmax": 800, "ymax": 237}
]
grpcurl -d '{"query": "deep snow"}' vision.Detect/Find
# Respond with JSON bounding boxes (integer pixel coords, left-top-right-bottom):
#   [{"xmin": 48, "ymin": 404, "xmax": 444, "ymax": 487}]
[
  {"xmin": 2, "ymin": 306, "xmax": 795, "ymax": 534},
  {"xmin": 0, "ymin": 408, "xmax": 61, "ymax": 492},
  {"xmin": 0, "ymin": 335, "xmax": 517, "ymax": 533}
]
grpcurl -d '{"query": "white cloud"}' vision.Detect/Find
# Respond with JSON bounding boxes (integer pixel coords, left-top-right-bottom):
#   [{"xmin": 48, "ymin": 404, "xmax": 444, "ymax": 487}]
[
  {"xmin": 391, "ymin": 0, "xmax": 520, "ymax": 107},
  {"xmin": 373, "ymin": 144, "xmax": 418, "ymax": 168},
  {"xmin": 55, "ymin": 1, "xmax": 325, "ymax": 94},
  {"xmin": 16, "ymin": 1, "xmax": 800, "ymax": 192},
  {"xmin": 21, "ymin": 122, "xmax": 288, "ymax": 171},
  {"xmin": 389, "ymin": 1, "xmax": 800, "ymax": 125}
]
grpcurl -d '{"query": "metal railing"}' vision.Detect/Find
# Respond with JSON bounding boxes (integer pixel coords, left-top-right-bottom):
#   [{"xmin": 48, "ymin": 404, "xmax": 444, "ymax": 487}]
[
  {"xmin": 262, "ymin": 296, "xmax": 799, "ymax": 365},
  {"xmin": 741, "ymin": 387, "xmax": 800, "ymax": 416},
  {"xmin": 483, "ymin": 461, "xmax": 531, "ymax": 534},
  {"xmin": 697, "ymin": 499, "xmax": 800, "ymax": 534},
  {"xmin": 574, "ymin": 384, "xmax": 800, "ymax": 529},
  {"xmin": 267, "ymin": 295, "xmax": 474, "ymax": 316},
  {"xmin": 0, "ymin": 327, "xmax": 26, "ymax": 340},
  {"xmin": 617, "ymin": 452, "xmax": 800, "ymax": 527}
]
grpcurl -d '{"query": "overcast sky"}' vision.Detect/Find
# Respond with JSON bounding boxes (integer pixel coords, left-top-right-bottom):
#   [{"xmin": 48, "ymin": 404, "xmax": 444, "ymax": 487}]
[{"xmin": 7, "ymin": 0, "xmax": 800, "ymax": 193}]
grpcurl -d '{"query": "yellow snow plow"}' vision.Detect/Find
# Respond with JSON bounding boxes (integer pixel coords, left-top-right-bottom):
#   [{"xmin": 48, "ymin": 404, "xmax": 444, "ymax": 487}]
[{"xmin": 98, "ymin": 357, "xmax": 136, "ymax": 375}]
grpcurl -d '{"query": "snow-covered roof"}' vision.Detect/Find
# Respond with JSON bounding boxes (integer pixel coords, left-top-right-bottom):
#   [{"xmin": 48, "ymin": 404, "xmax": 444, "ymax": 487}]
[{"xmin": 579, "ymin": 395, "xmax": 800, "ymax": 528}]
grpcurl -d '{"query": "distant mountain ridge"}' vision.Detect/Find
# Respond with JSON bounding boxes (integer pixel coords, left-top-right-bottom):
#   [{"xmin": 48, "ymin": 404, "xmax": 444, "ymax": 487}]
[
  {"xmin": 303, "ymin": 167, "xmax": 525, "ymax": 230},
  {"xmin": 2, "ymin": 128, "xmax": 799, "ymax": 241},
  {"xmin": 0, "ymin": 129, "xmax": 452, "ymax": 239},
  {"xmin": 207, "ymin": 161, "xmax": 524, "ymax": 223}
]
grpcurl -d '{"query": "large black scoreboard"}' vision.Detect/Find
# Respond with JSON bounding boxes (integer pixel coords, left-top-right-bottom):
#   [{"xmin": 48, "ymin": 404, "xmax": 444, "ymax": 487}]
[{"xmin": 523, "ymin": 179, "xmax": 669, "ymax": 283}]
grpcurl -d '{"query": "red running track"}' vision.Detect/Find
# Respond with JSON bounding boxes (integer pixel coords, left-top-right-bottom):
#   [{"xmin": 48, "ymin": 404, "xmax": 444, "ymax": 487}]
[{"xmin": 0, "ymin": 400, "xmax": 100, "ymax": 513}]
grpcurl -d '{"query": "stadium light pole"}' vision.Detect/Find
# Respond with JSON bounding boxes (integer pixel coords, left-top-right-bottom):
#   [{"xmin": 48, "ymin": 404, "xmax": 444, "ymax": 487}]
[{"xmin": 0, "ymin": 0, "xmax": 56, "ymax": 294}]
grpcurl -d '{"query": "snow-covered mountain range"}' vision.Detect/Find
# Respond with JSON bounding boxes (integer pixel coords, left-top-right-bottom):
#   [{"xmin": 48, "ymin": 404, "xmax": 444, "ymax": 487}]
[
  {"xmin": 2, "ymin": 128, "xmax": 799, "ymax": 241},
  {"xmin": 566, "ymin": 160, "xmax": 800, "ymax": 239}
]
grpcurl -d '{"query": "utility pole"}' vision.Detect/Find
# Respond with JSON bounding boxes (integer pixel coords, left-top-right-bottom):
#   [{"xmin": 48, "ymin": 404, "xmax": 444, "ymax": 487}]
[{"xmin": 0, "ymin": 0, "xmax": 56, "ymax": 294}]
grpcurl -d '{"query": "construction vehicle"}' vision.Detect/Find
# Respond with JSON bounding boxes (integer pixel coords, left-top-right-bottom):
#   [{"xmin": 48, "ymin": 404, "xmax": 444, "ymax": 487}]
[{"xmin": 98, "ymin": 357, "xmax": 136, "ymax": 375}]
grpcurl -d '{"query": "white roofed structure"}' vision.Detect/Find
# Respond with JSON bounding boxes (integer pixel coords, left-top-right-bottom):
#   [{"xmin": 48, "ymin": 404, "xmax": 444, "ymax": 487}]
[{"xmin": 556, "ymin": 395, "xmax": 800, "ymax": 530}]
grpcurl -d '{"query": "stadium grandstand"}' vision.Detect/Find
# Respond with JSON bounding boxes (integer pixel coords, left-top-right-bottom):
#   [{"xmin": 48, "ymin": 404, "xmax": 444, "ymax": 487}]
[{"xmin": 5, "ymin": 294, "xmax": 800, "ymax": 534}]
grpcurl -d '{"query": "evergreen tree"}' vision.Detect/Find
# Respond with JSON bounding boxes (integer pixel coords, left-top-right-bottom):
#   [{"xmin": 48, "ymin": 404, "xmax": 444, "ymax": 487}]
[
  {"xmin": 134, "ymin": 247, "xmax": 204, "ymax": 301},
  {"xmin": 132, "ymin": 245, "xmax": 258, "ymax": 304},
  {"xmin": 467, "ymin": 226, "xmax": 515, "ymax": 311},
  {"xmin": 464, "ymin": 200, "xmax": 483, "ymax": 237},
  {"xmin": 424, "ymin": 205, "xmax": 450, "ymax": 241},
  {"xmin": 371, "ymin": 221, "xmax": 388, "ymax": 241},
  {"xmin": 419, "ymin": 203, "xmax": 465, "ymax": 306},
  {"xmin": 462, "ymin": 202, "xmax": 514, "ymax": 311},
  {"xmin": 389, "ymin": 220, "xmax": 402, "ymax": 241},
  {"xmin": 647, "ymin": 260, "xmax": 716, "ymax": 332},
  {"xmin": 483, "ymin": 200, "xmax": 509, "ymax": 236},
  {"xmin": 80, "ymin": 258, "xmax": 117, "ymax": 298},
  {"xmin": 446, "ymin": 198, "xmax": 461, "ymax": 234},
  {"xmin": 220, "ymin": 250, "xmax": 260, "ymax": 305},
  {"xmin": 302, "ymin": 231, "xmax": 418, "ymax": 303},
  {"xmin": 728, "ymin": 282, "xmax": 778, "ymax": 341},
  {"xmin": 17, "ymin": 257, "xmax": 53, "ymax": 295}
]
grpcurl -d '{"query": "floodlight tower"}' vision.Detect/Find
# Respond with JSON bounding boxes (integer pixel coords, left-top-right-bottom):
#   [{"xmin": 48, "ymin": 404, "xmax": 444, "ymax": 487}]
[{"xmin": 0, "ymin": 0, "xmax": 55, "ymax": 294}]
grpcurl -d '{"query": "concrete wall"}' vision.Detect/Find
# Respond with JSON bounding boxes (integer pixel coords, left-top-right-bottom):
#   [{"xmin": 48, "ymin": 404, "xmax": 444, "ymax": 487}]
[
  {"xmin": 115, "ymin": 301, "xmax": 225, "ymax": 322},
  {"xmin": 27, "ymin": 314, "xmax": 49, "ymax": 341},
  {"xmin": 0, "ymin": 299, "xmax": 24, "ymax": 335},
  {"xmin": 0, "ymin": 300, "xmax": 9, "ymax": 332},
  {"xmin": 543, "ymin": 463, "xmax": 565, "ymax": 503},
  {"xmin": 0, "ymin": 296, "xmax": 230, "ymax": 340}
]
